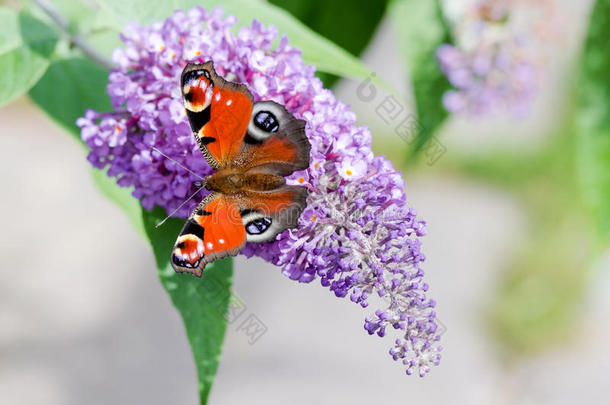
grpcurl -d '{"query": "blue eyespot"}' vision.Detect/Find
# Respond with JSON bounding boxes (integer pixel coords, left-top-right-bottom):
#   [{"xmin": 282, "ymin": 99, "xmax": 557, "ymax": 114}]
[
  {"xmin": 245, "ymin": 217, "xmax": 272, "ymax": 235},
  {"xmin": 253, "ymin": 111, "xmax": 279, "ymax": 133}
]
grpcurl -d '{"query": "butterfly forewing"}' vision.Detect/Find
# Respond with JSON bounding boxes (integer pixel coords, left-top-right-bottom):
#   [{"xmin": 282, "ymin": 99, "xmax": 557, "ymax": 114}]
[
  {"xmin": 181, "ymin": 61, "xmax": 254, "ymax": 169},
  {"xmin": 241, "ymin": 101, "xmax": 311, "ymax": 176}
]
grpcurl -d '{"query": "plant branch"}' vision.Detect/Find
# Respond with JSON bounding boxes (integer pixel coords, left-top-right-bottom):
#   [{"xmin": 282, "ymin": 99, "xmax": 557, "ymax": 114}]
[{"xmin": 33, "ymin": 0, "xmax": 115, "ymax": 70}]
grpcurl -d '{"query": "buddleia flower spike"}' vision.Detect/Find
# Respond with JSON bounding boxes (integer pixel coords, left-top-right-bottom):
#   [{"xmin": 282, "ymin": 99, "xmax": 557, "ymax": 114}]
[{"xmin": 78, "ymin": 6, "xmax": 442, "ymax": 376}]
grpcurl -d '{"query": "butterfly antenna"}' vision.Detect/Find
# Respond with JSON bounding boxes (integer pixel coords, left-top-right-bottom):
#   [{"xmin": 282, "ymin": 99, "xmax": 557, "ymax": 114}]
[
  {"xmin": 149, "ymin": 146, "xmax": 205, "ymax": 180},
  {"xmin": 155, "ymin": 182, "xmax": 207, "ymax": 228}
]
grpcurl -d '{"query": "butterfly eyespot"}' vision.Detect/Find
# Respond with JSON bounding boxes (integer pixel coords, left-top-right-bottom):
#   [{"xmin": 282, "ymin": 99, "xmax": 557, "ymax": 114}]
[
  {"xmin": 254, "ymin": 111, "xmax": 279, "ymax": 133},
  {"xmin": 241, "ymin": 210, "xmax": 282, "ymax": 242},
  {"xmin": 246, "ymin": 217, "xmax": 272, "ymax": 235},
  {"xmin": 247, "ymin": 101, "xmax": 284, "ymax": 141},
  {"xmin": 182, "ymin": 69, "xmax": 211, "ymax": 87},
  {"xmin": 172, "ymin": 252, "xmax": 200, "ymax": 269}
]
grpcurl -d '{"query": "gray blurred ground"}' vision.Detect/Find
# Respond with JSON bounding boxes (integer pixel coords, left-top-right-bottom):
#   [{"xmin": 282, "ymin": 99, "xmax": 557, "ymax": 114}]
[{"xmin": 1, "ymin": 1, "xmax": 609, "ymax": 404}]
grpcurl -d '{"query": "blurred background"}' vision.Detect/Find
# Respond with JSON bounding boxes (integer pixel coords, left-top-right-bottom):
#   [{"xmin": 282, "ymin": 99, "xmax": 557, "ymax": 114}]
[{"xmin": 1, "ymin": 0, "xmax": 609, "ymax": 404}]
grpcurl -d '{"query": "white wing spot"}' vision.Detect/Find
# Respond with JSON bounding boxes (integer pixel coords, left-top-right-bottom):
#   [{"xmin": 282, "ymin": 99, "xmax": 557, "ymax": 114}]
[
  {"xmin": 206, "ymin": 242, "xmax": 214, "ymax": 250},
  {"xmin": 219, "ymin": 238, "xmax": 225, "ymax": 244},
  {"xmin": 226, "ymin": 99, "xmax": 232, "ymax": 106},
  {"xmin": 205, "ymin": 87, "xmax": 213, "ymax": 103},
  {"xmin": 215, "ymin": 93, "xmax": 221, "ymax": 102}
]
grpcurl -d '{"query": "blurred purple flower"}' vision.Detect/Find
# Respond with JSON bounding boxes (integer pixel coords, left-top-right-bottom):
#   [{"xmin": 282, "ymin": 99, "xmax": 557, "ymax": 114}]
[
  {"xmin": 78, "ymin": 6, "xmax": 442, "ymax": 376},
  {"xmin": 437, "ymin": 0, "xmax": 538, "ymax": 117},
  {"xmin": 437, "ymin": 42, "xmax": 537, "ymax": 117}
]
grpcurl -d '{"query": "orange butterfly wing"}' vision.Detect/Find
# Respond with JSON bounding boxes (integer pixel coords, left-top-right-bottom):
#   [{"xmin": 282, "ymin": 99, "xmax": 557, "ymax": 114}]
[
  {"xmin": 171, "ymin": 193, "xmax": 246, "ymax": 277},
  {"xmin": 181, "ymin": 61, "xmax": 253, "ymax": 168},
  {"xmin": 239, "ymin": 185, "xmax": 308, "ymax": 243}
]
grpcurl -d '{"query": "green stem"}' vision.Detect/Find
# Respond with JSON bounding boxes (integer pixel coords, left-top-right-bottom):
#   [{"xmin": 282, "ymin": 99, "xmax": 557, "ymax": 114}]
[{"xmin": 33, "ymin": 0, "xmax": 115, "ymax": 69}]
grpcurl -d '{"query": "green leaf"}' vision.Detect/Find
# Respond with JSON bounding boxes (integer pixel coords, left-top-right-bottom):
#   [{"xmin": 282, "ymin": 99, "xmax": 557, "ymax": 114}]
[
  {"xmin": 27, "ymin": 57, "xmax": 146, "ymax": 233},
  {"xmin": 269, "ymin": 0, "xmax": 389, "ymax": 87},
  {"xmin": 29, "ymin": 51, "xmax": 233, "ymax": 402},
  {"xmin": 43, "ymin": 0, "xmax": 123, "ymax": 58},
  {"xmin": 142, "ymin": 207, "xmax": 234, "ymax": 404},
  {"xmin": 0, "ymin": 8, "xmax": 58, "ymax": 107},
  {"xmin": 95, "ymin": 0, "xmax": 387, "ymax": 86},
  {"xmin": 28, "ymin": 57, "xmax": 111, "ymax": 137},
  {"xmin": 22, "ymin": 0, "xmax": 121, "ymax": 63},
  {"xmin": 24, "ymin": 0, "xmax": 93, "ymax": 34},
  {"xmin": 85, "ymin": 27, "xmax": 123, "ymax": 61},
  {"xmin": 388, "ymin": 0, "xmax": 452, "ymax": 152},
  {"xmin": 577, "ymin": 129, "xmax": 610, "ymax": 241},
  {"xmin": 50, "ymin": 0, "xmax": 101, "ymax": 33},
  {"xmin": 576, "ymin": 0, "xmax": 610, "ymax": 241}
]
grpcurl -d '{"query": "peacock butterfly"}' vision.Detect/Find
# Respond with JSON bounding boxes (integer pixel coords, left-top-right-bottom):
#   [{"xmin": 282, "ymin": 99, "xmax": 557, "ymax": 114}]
[{"xmin": 170, "ymin": 61, "xmax": 311, "ymax": 277}]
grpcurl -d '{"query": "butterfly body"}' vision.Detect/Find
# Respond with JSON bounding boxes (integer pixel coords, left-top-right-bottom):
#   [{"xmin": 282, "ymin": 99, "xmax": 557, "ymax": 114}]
[
  {"xmin": 170, "ymin": 61, "xmax": 311, "ymax": 277},
  {"xmin": 205, "ymin": 167, "xmax": 286, "ymax": 194}
]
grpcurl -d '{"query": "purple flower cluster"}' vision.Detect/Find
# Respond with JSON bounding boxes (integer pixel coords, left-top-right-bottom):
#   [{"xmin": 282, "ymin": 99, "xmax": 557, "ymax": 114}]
[
  {"xmin": 79, "ymin": 6, "xmax": 442, "ymax": 376},
  {"xmin": 437, "ymin": 41, "xmax": 537, "ymax": 117},
  {"xmin": 437, "ymin": 0, "xmax": 537, "ymax": 117}
]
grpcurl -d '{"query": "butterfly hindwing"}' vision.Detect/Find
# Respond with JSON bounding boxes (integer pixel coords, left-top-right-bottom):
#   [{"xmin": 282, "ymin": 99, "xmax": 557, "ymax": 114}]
[
  {"xmin": 239, "ymin": 185, "xmax": 308, "ymax": 243},
  {"xmin": 181, "ymin": 61, "xmax": 254, "ymax": 169},
  {"xmin": 171, "ymin": 193, "xmax": 246, "ymax": 277}
]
